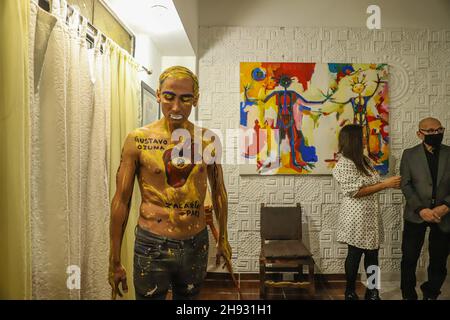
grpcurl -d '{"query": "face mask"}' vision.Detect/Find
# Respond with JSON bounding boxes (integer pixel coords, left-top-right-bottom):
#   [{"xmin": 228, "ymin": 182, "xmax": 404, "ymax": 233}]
[{"xmin": 423, "ymin": 133, "xmax": 443, "ymax": 148}]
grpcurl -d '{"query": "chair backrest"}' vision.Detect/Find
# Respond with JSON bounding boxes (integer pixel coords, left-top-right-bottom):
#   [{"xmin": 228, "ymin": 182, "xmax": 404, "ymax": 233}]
[{"xmin": 260, "ymin": 203, "xmax": 302, "ymax": 241}]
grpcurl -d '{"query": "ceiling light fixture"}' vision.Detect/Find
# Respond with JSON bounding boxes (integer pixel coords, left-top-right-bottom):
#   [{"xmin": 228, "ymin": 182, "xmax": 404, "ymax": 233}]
[
  {"xmin": 150, "ymin": 4, "xmax": 168, "ymax": 17},
  {"xmin": 151, "ymin": 4, "xmax": 168, "ymax": 10}
]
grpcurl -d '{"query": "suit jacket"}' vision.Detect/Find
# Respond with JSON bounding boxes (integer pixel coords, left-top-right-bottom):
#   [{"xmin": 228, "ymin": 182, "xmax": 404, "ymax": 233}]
[{"xmin": 400, "ymin": 143, "xmax": 450, "ymax": 233}]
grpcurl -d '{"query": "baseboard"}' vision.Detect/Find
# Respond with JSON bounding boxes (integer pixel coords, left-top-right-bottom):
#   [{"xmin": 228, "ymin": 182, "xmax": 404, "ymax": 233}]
[
  {"xmin": 206, "ymin": 272, "xmax": 358, "ymax": 282},
  {"xmin": 360, "ymin": 271, "xmax": 428, "ymax": 282},
  {"xmin": 207, "ymin": 271, "xmax": 429, "ymax": 283}
]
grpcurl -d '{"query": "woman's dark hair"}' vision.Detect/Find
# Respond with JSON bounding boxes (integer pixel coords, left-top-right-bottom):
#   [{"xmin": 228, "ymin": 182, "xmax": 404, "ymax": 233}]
[{"xmin": 338, "ymin": 124, "xmax": 372, "ymax": 176}]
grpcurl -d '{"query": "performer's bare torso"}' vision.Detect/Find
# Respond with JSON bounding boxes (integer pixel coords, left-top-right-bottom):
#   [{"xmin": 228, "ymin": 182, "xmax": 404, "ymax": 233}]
[{"xmin": 133, "ymin": 119, "xmax": 209, "ymax": 239}]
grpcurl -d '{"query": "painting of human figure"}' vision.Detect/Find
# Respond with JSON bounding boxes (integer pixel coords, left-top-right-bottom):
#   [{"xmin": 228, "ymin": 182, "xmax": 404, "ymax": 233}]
[{"xmin": 240, "ymin": 62, "xmax": 389, "ymax": 175}]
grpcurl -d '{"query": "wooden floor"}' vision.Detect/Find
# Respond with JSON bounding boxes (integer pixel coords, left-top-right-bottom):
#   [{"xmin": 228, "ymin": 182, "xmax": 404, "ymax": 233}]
[
  {"xmin": 195, "ymin": 274, "xmax": 365, "ymax": 300},
  {"xmin": 164, "ymin": 272, "xmax": 450, "ymax": 300}
]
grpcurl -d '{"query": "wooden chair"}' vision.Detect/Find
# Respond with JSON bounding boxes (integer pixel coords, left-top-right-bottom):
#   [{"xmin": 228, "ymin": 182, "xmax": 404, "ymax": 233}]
[{"xmin": 259, "ymin": 203, "xmax": 315, "ymax": 299}]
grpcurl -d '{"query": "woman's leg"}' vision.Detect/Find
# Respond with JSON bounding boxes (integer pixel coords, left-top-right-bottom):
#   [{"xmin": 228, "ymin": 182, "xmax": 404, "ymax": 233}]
[
  {"xmin": 345, "ymin": 245, "xmax": 364, "ymax": 294},
  {"xmin": 363, "ymin": 248, "xmax": 379, "ymax": 279},
  {"xmin": 363, "ymin": 249, "xmax": 380, "ymax": 300}
]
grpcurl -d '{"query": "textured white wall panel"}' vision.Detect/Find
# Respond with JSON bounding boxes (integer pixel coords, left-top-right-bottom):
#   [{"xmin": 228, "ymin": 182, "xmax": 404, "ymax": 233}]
[{"xmin": 201, "ymin": 26, "xmax": 450, "ymax": 273}]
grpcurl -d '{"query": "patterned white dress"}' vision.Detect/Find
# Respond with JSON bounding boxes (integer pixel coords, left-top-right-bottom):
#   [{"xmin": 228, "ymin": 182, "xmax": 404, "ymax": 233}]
[{"xmin": 332, "ymin": 156, "xmax": 383, "ymax": 250}]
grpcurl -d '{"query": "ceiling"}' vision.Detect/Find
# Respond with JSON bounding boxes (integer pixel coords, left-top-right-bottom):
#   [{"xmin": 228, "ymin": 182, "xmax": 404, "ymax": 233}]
[
  {"xmin": 104, "ymin": 0, "xmax": 195, "ymax": 55},
  {"xmin": 198, "ymin": 0, "xmax": 450, "ymax": 28}
]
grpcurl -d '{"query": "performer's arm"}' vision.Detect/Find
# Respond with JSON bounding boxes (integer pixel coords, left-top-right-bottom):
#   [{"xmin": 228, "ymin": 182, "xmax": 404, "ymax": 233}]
[
  {"xmin": 109, "ymin": 132, "xmax": 139, "ymax": 298},
  {"xmin": 207, "ymin": 162, "xmax": 232, "ymax": 264},
  {"xmin": 204, "ymin": 131, "xmax": 231, "ymax": 264}
]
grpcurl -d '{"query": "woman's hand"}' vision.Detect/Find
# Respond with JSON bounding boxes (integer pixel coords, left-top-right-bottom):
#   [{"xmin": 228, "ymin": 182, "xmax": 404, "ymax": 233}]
[{"xmin": 382, "ymin": 175, "xmax": 401, "ymax": 189}]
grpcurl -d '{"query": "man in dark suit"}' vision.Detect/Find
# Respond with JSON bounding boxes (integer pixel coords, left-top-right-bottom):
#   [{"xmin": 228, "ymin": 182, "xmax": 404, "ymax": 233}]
[{"xmin": 400, "ymin": 117, "xmax": 450, "ymax": 300}]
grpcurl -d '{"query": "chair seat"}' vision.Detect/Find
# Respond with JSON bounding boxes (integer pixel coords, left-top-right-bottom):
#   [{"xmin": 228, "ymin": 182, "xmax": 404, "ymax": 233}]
[{"xmin": 263, "ymin": 240, "xmax": 312, "ymax": 259}]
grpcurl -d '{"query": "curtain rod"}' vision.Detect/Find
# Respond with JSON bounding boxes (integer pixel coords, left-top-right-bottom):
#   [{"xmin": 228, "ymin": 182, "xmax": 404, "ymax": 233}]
[
  {"xmin": 39, "ymin": 0, "xmax": 105, "ymax": 46},
  {"xmin": 38, "ymin": 0, "xmax": 152, "ymax": 75},
  {"xmin": 40, "ymin": 0, "xmax": 136, "ymax": 55},
  {"xmin": 97, "ymin": 0, "xmax": 136, "ymax": 57},
  {"xmin": 97, "ymin": 0, "xmax": 135, "ymax": 42}
]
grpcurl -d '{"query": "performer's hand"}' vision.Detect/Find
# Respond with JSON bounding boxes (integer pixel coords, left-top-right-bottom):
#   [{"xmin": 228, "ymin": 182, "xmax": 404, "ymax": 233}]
[
  {"xmin": 215, "ymin": 246, "xmax": 225, "ymax": 268},
  {"xmin": 109, "ymin": 263, "xmax": 128, "ymax": 300},
  {"xmin": 419, "ymin": 208, "xmax": 441, "ymax": 223}
]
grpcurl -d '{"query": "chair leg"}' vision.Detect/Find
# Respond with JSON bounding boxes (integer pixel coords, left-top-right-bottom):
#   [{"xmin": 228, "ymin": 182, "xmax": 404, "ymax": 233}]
[
  {"xmin": 260, "ymin": 263, "xmax": 266, "ymax": 299},
  {"xmin": 308, "ymin": 263, "xmax": 315, "ymax": 297},
  {"xmin": 298, "ymin": 264, "xmax": 303, "ymax": 281}
]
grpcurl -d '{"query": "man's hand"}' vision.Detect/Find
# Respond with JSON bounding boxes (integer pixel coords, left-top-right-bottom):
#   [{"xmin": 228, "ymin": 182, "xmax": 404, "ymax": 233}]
[
  {"xmin": 108, "ymin": 263, "xmax": 128, "ymax": 300},
  {"xmin": 419, "ymin": 208, "xmax": 441, "ymax": 223},
  {"xmin": 432, "ymin": 205, "xmax": 449, "ymax": 219}
]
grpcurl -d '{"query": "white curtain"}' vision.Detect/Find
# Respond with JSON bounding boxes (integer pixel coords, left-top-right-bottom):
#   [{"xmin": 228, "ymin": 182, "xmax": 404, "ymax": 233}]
[{"xmin": 28, "ymin": 0, "xmax": 115, "ymax": 299}]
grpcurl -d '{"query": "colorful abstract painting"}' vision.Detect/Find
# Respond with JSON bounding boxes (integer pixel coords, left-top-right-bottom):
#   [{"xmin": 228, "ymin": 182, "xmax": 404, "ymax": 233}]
[{"xmin": 240, "ymin": 62, "xmax": 389, "ymax": 175}]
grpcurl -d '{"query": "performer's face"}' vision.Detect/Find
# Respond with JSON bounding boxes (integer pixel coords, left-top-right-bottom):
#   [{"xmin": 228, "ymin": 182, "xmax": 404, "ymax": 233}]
[{"xmin": 157, "ymin": 76, "xmax": 197, "ymax": 127}]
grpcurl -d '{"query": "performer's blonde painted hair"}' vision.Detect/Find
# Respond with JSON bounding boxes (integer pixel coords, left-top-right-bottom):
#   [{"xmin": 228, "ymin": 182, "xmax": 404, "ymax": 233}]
[{"xmin": 159, "ymin": 66, "xmax": 199, "ymax": 99}]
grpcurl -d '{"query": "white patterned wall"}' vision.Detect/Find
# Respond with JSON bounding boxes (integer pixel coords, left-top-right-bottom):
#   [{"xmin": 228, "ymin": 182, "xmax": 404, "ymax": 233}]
[{"xmin": 200, "ymin": 26, "xmax": 450, "ymax": 274}]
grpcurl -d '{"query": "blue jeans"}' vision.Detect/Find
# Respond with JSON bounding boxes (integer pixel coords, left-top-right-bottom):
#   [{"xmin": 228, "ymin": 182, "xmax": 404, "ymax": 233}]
[{"xmin": 133, "ymin": 225, "xmax": 209, "ymax": 300}]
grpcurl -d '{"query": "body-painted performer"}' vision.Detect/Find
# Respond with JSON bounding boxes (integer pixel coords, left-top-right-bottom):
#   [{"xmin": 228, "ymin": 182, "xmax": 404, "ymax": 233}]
[{"xmin": 109, "ymin": 66, "xmax": 231, "ymax": 300}]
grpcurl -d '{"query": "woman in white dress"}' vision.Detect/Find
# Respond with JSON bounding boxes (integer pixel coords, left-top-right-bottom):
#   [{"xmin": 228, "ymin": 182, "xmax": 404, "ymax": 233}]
[{"xmin": 332, "ymin": 125, "xmax": 401, "ymax": 300}]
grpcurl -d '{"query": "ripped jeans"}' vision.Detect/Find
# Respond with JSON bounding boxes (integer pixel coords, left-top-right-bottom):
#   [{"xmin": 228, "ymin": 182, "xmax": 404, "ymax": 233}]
[{"xmin": 133, "ymin": 225, "xmax": 209, "ymax": 300}]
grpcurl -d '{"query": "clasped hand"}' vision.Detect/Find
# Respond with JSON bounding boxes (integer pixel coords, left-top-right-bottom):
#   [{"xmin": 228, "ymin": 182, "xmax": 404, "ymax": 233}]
[{"xmin": 419, "ymin": 205, "xmax": 447, "ymax": 223}]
